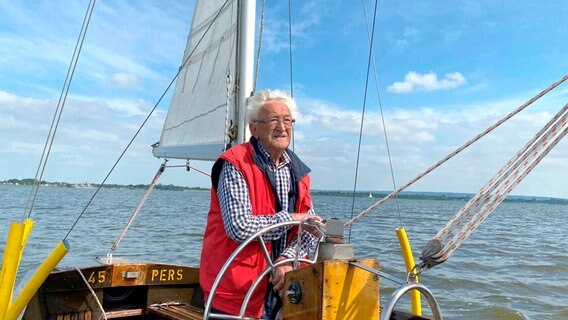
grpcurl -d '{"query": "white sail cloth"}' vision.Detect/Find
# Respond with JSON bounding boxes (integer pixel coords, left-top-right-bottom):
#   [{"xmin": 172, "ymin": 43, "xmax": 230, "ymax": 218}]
[{"xmin": 153, "ymin": 0, "xmax": 239, "ymax": 161}]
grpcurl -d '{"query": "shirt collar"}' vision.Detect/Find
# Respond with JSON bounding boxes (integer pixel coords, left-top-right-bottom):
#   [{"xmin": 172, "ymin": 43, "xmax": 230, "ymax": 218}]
[{"xmin": 257, "ymin": 143, "xmax": 291, "ymax": 169}]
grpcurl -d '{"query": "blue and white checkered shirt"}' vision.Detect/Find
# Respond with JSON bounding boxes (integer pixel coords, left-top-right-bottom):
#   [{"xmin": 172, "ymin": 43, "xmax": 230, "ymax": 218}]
[{"xmin": 217, "ymin": 144, "xmax": 318, "ymax": 259}]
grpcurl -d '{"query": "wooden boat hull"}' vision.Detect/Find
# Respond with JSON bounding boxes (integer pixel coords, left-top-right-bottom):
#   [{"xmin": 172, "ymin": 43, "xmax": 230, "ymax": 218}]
[
  {"xmin": 23, "ymin": 260, "xmax": 429, "ymax": 320},
  {"xmin": 23, "ymin": 262, "xmax": 203, "ymax": 319}
]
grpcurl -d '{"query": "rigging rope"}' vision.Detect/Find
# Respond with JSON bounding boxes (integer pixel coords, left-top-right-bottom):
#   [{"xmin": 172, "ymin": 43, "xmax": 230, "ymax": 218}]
[
  {"xmin": 286, "ymin": 0, "xmax": 297, "ymax": 151},
  {"xmin": 74, "ymin": 267, "xmax": 108, "ymax": 320},
  {"xmin": 23, "ymin": 0, "xmax": 97, "ymax": 221},
  {"xmin": 63, "ymin": 0, "xmax": 231, "ymax": 240},
  {"xmin": 108, "ymin": 164, "xmax": 165, "ymax": 257},
  {"xmin": 360, "ymin": 0, "xmax": 404, "ymax": 227},
  {"xmin": 253, "ymin": 0, "xmax": 265, "ymax": 92},
  {"xmin": 420, "ymin": 102, "xmax": 568, "ymax": 269},
  {"xmin": 347, "ymin": 0, "xmax": 380, "ymax": 242},
  {"xmin": 287, "ymin": 0, "xmax": 294, "ymax": 98},
  {"xmin": 345, "ymin": 74, "xmax": 568, "ymax": 227},
  {"xmin": 224, "ymin": 0, "xmax": 237, "ymax": 149}
]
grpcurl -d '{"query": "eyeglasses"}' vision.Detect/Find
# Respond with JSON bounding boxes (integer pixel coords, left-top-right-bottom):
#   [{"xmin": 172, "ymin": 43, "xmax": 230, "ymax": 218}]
[{"xmin": 254, "ymin": 117, "xmax": 296, "ymax": 128}]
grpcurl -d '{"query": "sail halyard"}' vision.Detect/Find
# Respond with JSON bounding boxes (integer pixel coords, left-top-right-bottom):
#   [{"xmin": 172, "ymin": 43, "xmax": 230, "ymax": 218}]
[{"xmin": 152, "ymin": 0, "xmax": 255, "ymax": 161}]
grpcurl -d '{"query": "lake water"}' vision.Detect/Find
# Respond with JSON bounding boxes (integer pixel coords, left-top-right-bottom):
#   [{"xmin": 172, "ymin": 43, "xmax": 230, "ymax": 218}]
[{"xmin": 1, "ymin": 185, "xmax": 567, "ymax": 319}]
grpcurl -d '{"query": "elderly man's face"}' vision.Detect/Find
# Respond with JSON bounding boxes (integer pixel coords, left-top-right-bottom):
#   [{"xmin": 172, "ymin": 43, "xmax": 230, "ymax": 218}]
[{"xmin": 250, "ymin": 100, "xmax": 293, "ymax": 160}]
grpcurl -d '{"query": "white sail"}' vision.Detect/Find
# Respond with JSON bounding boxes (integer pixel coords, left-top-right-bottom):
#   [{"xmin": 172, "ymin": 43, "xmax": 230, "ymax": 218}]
[{"xmin": 152, "ymin": 0, "xmax": 254, "ymax": 161}]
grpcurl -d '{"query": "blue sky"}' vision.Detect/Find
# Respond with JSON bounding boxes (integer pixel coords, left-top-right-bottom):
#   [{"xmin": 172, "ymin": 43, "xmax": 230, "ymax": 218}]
[{"xmin": 1, "ymin": 0, "xmax": 567, "ymax": 198}]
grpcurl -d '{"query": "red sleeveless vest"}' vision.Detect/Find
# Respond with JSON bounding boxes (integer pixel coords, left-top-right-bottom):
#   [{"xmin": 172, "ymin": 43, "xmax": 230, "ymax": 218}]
[{"xmin": 199, "ymin": 142, "xmax": 312, "ymax": 317}]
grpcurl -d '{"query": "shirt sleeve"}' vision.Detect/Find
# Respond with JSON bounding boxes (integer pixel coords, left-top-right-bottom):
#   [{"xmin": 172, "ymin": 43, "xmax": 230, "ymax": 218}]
[{"xmin": 217, "ymin": 161, "xmax": 293, "ymax": 242}]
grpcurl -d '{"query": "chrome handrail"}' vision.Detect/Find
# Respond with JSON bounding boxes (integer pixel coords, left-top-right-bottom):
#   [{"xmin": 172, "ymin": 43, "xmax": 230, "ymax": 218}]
[
  {"xmin": 380, "ymin": 282, "xmax": 443, "ymax": 320},
  {"xmin": 349, "ymin": 261, "xmax": 443, "ymax": 320}
]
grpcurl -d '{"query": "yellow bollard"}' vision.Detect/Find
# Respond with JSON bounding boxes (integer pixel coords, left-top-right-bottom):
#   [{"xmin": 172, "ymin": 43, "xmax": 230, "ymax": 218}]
[
  {"xmin": 0, "ymin": 219, "xmax": 34, "ymax": 291},
  {"xmin": 6, "ymin": 240, "xmax": 70, "ymax": 320},
  {"xmin": 396, "ymin": 227, "xmax": 422, "ymax": 316},
  {"xmin": 21, "ymin": 219, "xmax": 35, "ymax": 249},
  {"xmin": 0, "ymin": 222, "xmax": 26, "ymax": 319}
]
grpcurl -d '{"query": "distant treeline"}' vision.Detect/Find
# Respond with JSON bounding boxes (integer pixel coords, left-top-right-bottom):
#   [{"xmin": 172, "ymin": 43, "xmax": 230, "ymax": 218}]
[
  {"xmin": 311, "ymin": 190, "xmax": 568, "ymax": 204},
  {"xmin": 3, "ymin": 179, "xmax": 567, "ymax": 204},
  {"xmin": 0, "ymin": 179, "xmax": 208, "ymax": 192}
]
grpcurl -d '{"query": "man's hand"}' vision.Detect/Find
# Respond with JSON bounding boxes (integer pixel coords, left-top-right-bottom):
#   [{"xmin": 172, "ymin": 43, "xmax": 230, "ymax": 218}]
[
  {"xmin": 290, "ymin": 213, "xmax": 324, "ymax": 237},
  {"xmin": 270, "ymin": 257, "xmax": 293, "ymax": 292}
]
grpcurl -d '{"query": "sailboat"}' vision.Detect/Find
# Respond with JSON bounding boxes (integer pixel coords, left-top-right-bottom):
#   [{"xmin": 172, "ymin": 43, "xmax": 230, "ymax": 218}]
[
  {"xmin": 3, "ymin": 0, "xmax": 566, "ymax": 319},
  {"xmin": 4, "ymin": 1, "xmax": 440, "ymax": 319}
]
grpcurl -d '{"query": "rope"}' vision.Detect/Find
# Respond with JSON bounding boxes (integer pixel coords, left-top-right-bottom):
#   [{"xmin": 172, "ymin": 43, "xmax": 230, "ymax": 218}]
[
  {"xmin": 420, "ymin": 103, "xmax": 568, "ymax": 268},
  {"xmin": 347, "ymin": 0, "xmax": 380, "ymax": 242},
  {"xmin": 63, "ymin": 0, "xmax": 230, "ymax": 240},
  {"xmin": 74, "ymin": 267, "xmax": 108, "ymax": 320},
  {"xmin": 23, "ymin": 0, "xmax": 97, "ymax": 220},
  {"xmin": 360, "ymin": 0, "xmax": 404, "ymax": 227},
  {"xmin": 225, "ymin": 72, "xmax": 233, "ymax": 147},
  {"xmin": 345, "ymin": 74, "xmax": 568, "ymax": 227},
  {"xmin": 286, "ymin": 0, "xmax": 296, "ymax": 151},
  {"xmin": 287, "ymin": 0, "xmax": 294, "ymax": 98},
  {"xmin": 108, "ymin": 163, "xmax": 165, "ymax": 256},
  {"xmin": 224, "ymin": 0, "xmax": 237, "ymax": 148},
  {"xmin": 253, "ymin": 0, "xmax": 265, "ymax": 92}
]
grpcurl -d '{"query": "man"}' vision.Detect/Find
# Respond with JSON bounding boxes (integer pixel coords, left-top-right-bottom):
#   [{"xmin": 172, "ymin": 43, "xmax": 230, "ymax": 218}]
[{"xmin": 199, "ymin": 89, "xmax": 321, "ymax": 318}]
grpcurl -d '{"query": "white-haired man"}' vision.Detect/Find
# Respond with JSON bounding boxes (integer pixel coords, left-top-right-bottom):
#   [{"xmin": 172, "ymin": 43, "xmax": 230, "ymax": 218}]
[{"xmin": 200, "ymin": 89, "xmax": 321, "ymax": 318}]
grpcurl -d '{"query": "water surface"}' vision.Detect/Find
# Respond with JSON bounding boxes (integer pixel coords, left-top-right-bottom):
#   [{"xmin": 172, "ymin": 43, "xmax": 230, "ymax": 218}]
[{"xmin": 1, "ymin": 185, "xmax": 566, "ymax": 319}]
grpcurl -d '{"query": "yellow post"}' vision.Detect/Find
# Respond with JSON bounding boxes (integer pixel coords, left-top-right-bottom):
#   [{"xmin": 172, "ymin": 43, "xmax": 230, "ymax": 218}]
[
  {"xmin": 0, "ymin": 219, "xmax": 34, "ymax": 292},
  {"xmin": 21, "ymin": 219, "xmax": 35, "ymax": 251},
  {"xmin": 396, "ymin": 227, "xmax": 422, "ymax": 316},
  {"xmin": 0, "ymin": 222, "xmax": 26, "ymax": 318},
  {"xmin": 6, "ymin": 240, "xmax": 70, "ymax": 320}
]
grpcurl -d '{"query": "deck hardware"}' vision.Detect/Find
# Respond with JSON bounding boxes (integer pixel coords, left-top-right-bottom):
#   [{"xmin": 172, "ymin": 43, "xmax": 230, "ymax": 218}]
[
  {"xmin": 121, "ymin": 271, "xmax": 140, "ymax": 279},
  {"xmin": 286, "ymin": 282, "xmax": 302, "ymax": 304}
]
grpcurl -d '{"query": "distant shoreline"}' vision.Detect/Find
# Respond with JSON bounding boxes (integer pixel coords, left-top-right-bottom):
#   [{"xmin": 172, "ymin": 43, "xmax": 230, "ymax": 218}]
[
  {"xmin": 2, "ymin": 179, "xmax": 566, "ymax": 204},
  {"xmin": 311, "ymin": 189, "xmax": 568, "ymax": 204},
  {"xmin": 0, "ymin": 178, "xmax": 207, "ymax": 192}
]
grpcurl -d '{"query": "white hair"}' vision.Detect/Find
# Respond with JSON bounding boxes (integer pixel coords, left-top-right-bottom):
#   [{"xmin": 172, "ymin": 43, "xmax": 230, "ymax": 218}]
[{"xmin": 246, "ymin": 89, "xmax": 298, "ymax": 124}]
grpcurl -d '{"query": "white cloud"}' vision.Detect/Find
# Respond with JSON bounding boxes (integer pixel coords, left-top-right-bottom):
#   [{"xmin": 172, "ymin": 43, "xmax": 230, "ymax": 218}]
[
  {"xmin": 1, "ymin": 1, "xmax": 567, "ymax": 199},
  {"xmin": 0, "ymin": 89, "xmax": 165, "ymax": 183},
  {"xmin": 297, "ymin": 97, "xmax": 439, "ymax": 145},
  {"xmin": 108, "ymin": 72, "xmax": 140, "ymax": 89},
  {"xmin": 261, "ymin": 1, "xmax": 321, "ymax": 53},
  {"xmin": 387, "ymin": 72, "xmax": 467, "ymax": 93},
  {"xmin": 291, "ymin": 91, "xmax": 568, "ymax": 197},
  {"xmin": 2, "ymin": 78, "xmax": 567, "ymax": 198},
  {"xmin": 0, "ymin": 91, "xmax": 19, "ymax": 105}
]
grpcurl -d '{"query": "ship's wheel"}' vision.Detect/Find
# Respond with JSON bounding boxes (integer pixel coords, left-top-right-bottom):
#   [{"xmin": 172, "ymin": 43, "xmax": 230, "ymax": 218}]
[{"xmin": 204, "ymin": 220, "xmax": 319, "ymax": 319}]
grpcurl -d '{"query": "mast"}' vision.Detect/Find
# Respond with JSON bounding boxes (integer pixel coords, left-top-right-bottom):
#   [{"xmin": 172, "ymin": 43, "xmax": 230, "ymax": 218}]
[{"xmin": 236, "ymin": 0, "xmax": 255, "ymax": 144}]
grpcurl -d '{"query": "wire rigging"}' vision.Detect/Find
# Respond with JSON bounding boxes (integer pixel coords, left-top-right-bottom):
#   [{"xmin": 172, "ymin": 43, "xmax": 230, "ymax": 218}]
[
  {"xmin": 360, "ymin": 0, "xmax": 403, "ymax": 227},
  {"xmin": 108, "ymin": 163, "xmax": 166, "ymax": 257},
  {"xmin": 346, "ymin": 74, "xmax": 568, "ymax": 227},
  {"xmin": 253, "ymin": 0, "xmax": 265, "ymax": 93},
  {"xmin": 64, "ymin": 0, "xmax": 232, "ymax": 241},
  {"xmin": 23, "ymin": 0, "xmax": 97, "ymax": 221},
  {"xmin": 287, "ymin": 0, "xmax": 294, "ymax": 99},
  {"xmin": 287, "ymin": 0, "xmax": 296, "ymax": 150},
  {"xmin": 347, "ymin": 0, "xmax": 380, "ymax": 243}
]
